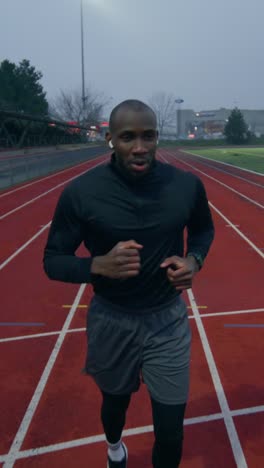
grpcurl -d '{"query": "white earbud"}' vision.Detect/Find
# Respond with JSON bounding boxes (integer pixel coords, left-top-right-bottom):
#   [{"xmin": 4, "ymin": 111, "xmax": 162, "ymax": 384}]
[
  {"xmin": 157, "ymin": 139, "xmax": 159, "ymax": 145},
  {"xmin": 109, "ymin": 140, "xmax": 114, "ymax": 149}
]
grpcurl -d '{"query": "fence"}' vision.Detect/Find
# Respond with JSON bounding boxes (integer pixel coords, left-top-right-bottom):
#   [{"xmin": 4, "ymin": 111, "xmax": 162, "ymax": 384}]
[
  {"xmin": 0, "ymin": 110, "xmax": 89, "ymax": 149},
  {"xmin": 0, "ymin": 145, "xmax": 107, "ymax": 190}
]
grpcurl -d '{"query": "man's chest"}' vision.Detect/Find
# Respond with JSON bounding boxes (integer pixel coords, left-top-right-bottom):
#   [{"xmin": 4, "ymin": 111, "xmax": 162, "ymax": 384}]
[{"xmin": 81, "ymin": 184, "xmax": 193, "ymax": 241}]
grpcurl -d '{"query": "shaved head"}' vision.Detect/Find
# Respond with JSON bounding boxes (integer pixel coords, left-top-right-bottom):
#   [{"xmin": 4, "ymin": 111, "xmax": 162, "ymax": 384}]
[
  {"xmin": 109, "ymin": 99, "xmax": 157, "ymax": 133},
  {"xmin": 106, "ymin": 99, "xmax": 158, "ymax": 180}
]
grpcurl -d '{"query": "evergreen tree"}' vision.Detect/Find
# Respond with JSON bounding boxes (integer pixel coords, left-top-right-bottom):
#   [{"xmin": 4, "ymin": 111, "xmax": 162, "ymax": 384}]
[
  {"xmin": 224, "ymin": 107, "xmax": 249, "ymax": 144},
  {"xmin": 0, "ymin": 59, "xmax": 48, "ymax": 115}
]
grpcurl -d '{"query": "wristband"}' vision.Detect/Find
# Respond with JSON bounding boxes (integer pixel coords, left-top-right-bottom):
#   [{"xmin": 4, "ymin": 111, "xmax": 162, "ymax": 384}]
[{"xmin": 187, "ymin": 252, "xmax": 204, "ymax": 270}]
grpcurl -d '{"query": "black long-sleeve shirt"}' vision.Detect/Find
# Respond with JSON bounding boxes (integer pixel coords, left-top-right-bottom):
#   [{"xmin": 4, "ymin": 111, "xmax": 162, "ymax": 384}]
[{"xmin": 43, "ymin": 156, "xmax": 214, "ymax": 309}]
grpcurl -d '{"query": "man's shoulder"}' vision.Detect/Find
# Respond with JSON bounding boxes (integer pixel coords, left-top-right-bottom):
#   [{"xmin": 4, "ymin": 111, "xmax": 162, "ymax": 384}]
[
  {"xmin": 57, "ymin": 161, "xmax": 111, "ymax": 208},
  {"xmin": 64, "ymin": 160, "xmax": 110, "ymax": 192},
  {"xmin": 158, "ymin": 160, "xmax": 200, "ymax": 185}
]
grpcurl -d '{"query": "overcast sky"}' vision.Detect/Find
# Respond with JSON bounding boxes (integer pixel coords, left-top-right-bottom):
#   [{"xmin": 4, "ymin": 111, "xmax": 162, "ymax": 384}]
[{"xmin": 1, "ymin": 0, "xmax": 264, "ymax": 115}]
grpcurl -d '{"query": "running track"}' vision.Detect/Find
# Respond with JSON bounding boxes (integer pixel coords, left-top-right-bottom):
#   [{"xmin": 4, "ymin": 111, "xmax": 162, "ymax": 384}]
[{"xmin": 0, "ymin": 148, "xmax": 263, "ymax": 467}]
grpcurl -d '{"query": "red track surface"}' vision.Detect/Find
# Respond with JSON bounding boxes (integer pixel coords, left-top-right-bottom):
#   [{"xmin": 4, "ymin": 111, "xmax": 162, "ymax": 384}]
[{"xmin": 0, "ymin": 148, "xmax": 263, "ymax": 467}]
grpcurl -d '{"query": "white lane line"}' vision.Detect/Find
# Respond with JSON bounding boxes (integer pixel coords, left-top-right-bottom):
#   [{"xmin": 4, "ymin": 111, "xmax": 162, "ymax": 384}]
[
  {"xmin": 0, "ymin": 222, "xmax": 51, "ymax": 270},
  {"xmin": 209, "ymin": 201, "xmax": 264, "ymax": 259},
  {"xmin": 189, "ymin": 308, "xmax": 264, "ymax": 319},
  {"xmin": 182, "ymin": 150, "xmax": 264, "ymax": 185},
  {"xmin": 0, "ymin": 158, "xmax": 107, "ymax": 219},
  {"xmin": 1, "ymin": 308, "xmax": 264, "ymax": 344},
  {"xmin": 0, "ymin": 328, "xmax": 86, "ymax": 343},
  {"xmin": 162, "ymin": 151, "xmax": 264, "ymax": 210},
  {"xmin": 0, "ymin": 153, "xmax": 108, "ymax": 198},
  {"xmin": 0, "ymin": 413, "xmax": 224, "ymax": 462},
  {"xmin": 187, "ymin": 289, "xmax": 248, "ymax": 468},
  {"xmin": 3, "ymin": 284, "xmax": 86, "ymax": 468},
  {"xmin": 1, "ymin": 403, "xmax": 264, "ymax": 462},
  {"xmin": 161, "ymin": 154, "xmax": 264, "ymax": 259},
  {"xmin": 231, "ymin": 405, "xmax": 264, "ymax": 417}
]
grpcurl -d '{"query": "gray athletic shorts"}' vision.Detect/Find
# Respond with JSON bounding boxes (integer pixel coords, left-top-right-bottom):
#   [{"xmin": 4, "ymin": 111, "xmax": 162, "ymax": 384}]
[{"xmin": 84, "ymin": 295, "xmax": 191, "ymax": 405}]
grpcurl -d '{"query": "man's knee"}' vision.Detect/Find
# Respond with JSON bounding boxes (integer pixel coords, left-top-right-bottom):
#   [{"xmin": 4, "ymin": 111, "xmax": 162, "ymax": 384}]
[
  {"xmin": 101, "ymin": 391, "xmax": 131, "ymax": 414},
  {"xmin": 100, "ymin": 392, "xmax": 131, "ymax": 444},
  {"xmin": 151, "ymin": 397, "xmax": 186, "ymax": 451}
]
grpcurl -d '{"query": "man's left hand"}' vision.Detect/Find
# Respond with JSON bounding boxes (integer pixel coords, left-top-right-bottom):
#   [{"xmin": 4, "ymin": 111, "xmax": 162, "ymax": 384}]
[{"xmin": 160, "ymin": 255, "xmax": 199, "ymax": 290}]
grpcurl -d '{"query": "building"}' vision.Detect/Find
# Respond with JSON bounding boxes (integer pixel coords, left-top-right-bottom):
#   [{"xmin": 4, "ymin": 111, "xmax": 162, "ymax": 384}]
[{"xmin": 162, "ymin": 108, "xmax": 264, "ymax": 139}]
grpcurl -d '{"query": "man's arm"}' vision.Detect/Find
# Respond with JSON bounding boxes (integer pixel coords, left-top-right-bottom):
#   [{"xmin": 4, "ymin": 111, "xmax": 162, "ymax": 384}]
[
  {"xmin": 160, "ymin": 176, "xmax": 214, "ymax": 290},
  {"xmin": 43, "ymin": 186, "xmax": 92, "ymax": 284},
  {"xmin": 186, "ymin": 177, "xmax": 215, "ymax": 269},
  {"xmin": 43, "ymin": 187, "xmax": 144, "ymax": 284}
]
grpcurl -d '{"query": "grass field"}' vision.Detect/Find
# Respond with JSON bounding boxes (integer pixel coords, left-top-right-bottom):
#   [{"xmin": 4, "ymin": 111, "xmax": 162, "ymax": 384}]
[{"xmin": 186, "ymin": 147, "xmax": 264, "ymax": 174}]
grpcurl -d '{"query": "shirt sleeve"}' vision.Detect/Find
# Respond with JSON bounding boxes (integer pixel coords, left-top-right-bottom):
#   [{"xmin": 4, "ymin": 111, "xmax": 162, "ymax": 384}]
[
  {"xmin": 43, "ymin": 185, "xmax": 92, "ymax": 283},
  {"xmin": 186, "ymin": 176, "xmax": 215, "ymax": 266}
]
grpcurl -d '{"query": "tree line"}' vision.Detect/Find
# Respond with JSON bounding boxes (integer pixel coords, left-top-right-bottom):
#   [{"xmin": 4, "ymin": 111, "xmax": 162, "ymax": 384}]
[{"xmin": 0, "ymin": 58, "xmax": 252, "ymax": 144}]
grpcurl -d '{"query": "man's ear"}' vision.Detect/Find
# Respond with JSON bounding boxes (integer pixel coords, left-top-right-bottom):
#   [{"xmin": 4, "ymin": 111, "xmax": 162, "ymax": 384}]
[{"xmin": 105, "ymin": 132, "xmax": 114, "ymax": 149}]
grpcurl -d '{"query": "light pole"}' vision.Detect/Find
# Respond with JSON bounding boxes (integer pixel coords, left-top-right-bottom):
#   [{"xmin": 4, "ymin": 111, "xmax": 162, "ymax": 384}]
[
  {"xmin": 80, "ymin": 0, "xmax": 86, "ymax": 117},
  {"xmin": 175, "ymin": 98, "xmax": 184, "ymax": 138}
]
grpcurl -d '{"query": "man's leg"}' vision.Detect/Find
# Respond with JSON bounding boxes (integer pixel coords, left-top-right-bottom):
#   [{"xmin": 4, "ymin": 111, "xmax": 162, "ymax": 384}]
[
  {"xmin": 101, "ymin": 391, "xmax": 131, "ymax": 442},
  {"xmin": 101, "ymin": 391, "xmax": 131, "ymax": 462},
  {"xmin": 151, "ymin": 397, "xmax": 186, "ymax": 468},
  {"xmin": 142, "ymin": 298, "xmax": 191, "ymax": 467}
]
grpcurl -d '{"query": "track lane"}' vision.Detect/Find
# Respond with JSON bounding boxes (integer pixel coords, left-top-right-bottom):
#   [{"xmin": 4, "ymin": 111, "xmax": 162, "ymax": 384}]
[
  {"xmin": 1, "ymin": 147, "xmax": 263, "ymax": 466},
  {"xmin": 178, "ymin": 149, "xmax": 264, "ymax": 184},
  {"xmin": 0, "ymin": 236, "xmax": 91, "ymax": 456},
  {"xmin": 161, "ymin": 151, "xmax": 264, "ymax": 250},
  {"xmin": 163, "ymin": 149, "xmax": 264, "ymax": 207},
  {"xmin": 0, "ymin": 158, "xmax": 107, "ymax": 265},
  {"xmin": 164, "ymin": 150, "xmax": 264, "ymax": 466}
]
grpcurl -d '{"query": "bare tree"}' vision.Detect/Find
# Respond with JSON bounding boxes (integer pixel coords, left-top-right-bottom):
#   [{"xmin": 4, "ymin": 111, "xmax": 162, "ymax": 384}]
[
  {"xmin": 49, "ymin": 87, "xmax": 110, "ymax": 126},
  {"xmin": 148, "ymin": 92, "xmax": 176, "ymax": 136}
]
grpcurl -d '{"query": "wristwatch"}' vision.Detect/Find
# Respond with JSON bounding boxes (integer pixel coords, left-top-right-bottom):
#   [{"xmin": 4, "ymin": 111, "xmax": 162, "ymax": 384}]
[{"xmin": 187, "ymin": 252, "xmax": 204, "ymax": 270}]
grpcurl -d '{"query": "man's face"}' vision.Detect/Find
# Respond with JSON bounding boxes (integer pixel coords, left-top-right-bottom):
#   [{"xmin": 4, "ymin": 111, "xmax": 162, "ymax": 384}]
[{"xmin": 108, "ymin": 109, "xmax": 158, "ymax": 179}]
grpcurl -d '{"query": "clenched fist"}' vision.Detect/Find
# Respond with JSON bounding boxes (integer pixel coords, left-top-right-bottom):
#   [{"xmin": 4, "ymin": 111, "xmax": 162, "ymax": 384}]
[
  {"xmin": 160, "ymin": 255, "xmax": 199, "ymax": 291},
  {"xmin": 91, "ymin": 240, "xmax": 143, "ymax": 279}
]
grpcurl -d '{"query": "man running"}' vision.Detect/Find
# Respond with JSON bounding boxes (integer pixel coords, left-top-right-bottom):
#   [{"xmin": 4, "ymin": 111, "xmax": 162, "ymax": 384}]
[{"xmin": 43, "ymin": 99, "xmax": 215, "ymax": 467}]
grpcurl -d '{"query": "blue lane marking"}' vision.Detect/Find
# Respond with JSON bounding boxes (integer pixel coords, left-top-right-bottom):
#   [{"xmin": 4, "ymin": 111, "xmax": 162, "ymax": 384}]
[
  {"xmin": 0, "ymin": 323, "xmax": 45, "ymax": 327},
  {"xmin": 224, "ymin": 324, "xmax": 264, "ymax": 328}
]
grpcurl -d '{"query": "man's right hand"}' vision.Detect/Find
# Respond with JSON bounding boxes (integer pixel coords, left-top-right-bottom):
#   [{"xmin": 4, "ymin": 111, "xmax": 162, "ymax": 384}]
[{"xmin": 91, "ymin": 240, "xmax": 143, "ymax": 279}]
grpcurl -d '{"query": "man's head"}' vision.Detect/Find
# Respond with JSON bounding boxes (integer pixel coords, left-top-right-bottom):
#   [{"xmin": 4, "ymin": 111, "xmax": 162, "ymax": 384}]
[{"xmin": 106, "ymin": 99, "xmax": 158, "ymax": 179}]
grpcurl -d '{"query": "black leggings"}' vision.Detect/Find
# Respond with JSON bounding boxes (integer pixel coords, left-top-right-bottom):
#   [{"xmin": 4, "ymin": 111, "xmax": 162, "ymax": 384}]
[{"xmin": 101, "ymin": 391, "xmax": 186, "ymax": 468}]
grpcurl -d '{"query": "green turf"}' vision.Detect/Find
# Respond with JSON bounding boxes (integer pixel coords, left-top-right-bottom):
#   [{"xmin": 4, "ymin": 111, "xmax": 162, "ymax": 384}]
[{"xmin": 186, "ymin": 148, "xmax": 264, "ymax": 174}]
